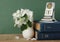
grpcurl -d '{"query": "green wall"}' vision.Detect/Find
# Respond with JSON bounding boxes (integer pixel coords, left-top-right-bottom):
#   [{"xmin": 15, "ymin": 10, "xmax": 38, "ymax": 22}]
[{"xmin": 0, "ymin": 0, "xmax": 60, "ymax": 34}]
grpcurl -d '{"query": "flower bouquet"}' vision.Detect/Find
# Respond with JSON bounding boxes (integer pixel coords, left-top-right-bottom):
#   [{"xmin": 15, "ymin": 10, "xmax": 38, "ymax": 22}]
[{"xmin": 12, "ymin": 9, "xmax": 34, "ymax": 39}]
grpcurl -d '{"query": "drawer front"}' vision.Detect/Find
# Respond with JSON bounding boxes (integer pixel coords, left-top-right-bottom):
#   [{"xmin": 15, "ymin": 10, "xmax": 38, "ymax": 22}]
[
  {"xmin": 40, "ymin": 23, "xmax": 60, "ymax": 32},
  {"xmin": 37, "ymin": 32, "xmax": 60, "ymax": 40}
]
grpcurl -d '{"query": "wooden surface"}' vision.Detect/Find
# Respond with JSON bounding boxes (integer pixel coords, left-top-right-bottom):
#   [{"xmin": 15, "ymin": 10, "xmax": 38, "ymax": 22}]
[
  {"xmin": 0, "ymin": 39, "xmax": 60, "ymax": 42},
  {"xmin": 0, "ymin": 34, "xmax": 60, "ymax": 42}
]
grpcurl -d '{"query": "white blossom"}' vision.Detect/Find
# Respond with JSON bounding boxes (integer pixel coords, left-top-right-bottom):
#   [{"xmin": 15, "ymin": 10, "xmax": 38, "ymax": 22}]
[
  {"xmin": 12, "ymin": 9, "xmax": 33, "ymax": 28},
  {"xmin": 16, "ymin": 10, "xmax": 20, "ymax": 14}
]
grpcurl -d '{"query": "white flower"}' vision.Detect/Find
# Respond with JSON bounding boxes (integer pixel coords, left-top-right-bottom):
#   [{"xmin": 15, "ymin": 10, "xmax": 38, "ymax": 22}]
[
  {"xmin": 16, "ymin": 10, "xmax": 20, "ymax": 14},
  {"xmin": 12, "ymin": 9, "xmax": 33, "ymax": 28},
  {"xmin": 12, "ymin": 13, "xmax": 20, "ymax": 20},
  {"xmin": 21, "ymin": 9, "xmax": 28, "ymax": 16},
  {"xmin": 14, "ymin": 19, "xmax": 20, "ymax": 27},
  {"xmin": 27, "ymin": 11, "xmax": 33, "ymax": 22},
  {"xmin": 20, "ymin": 9, "xmax": 25, "ymax": 16}
]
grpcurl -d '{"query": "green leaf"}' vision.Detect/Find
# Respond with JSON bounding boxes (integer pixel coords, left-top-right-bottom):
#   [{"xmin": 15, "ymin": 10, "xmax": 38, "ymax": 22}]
[
  {"xmin": 27, "ymin": 20, "xmax": 32, "ymax": 27},
  {"xmin": 24, "ymin": 14, "xmax": 28, "ymax": 19},
  {"xmin": 21, "ymin": 24, "xmax": 27, "ymax": 31},
  {"xmin": 22, "ymin": 14, "xmax": 28, "ymax": 19},
  {"xmin": 17, "ymin": 17, "xmax": 20, "ymax": 20},
  {"xmin": 21, "ymin": 14, "xmax": 28, "ymax": 21},
  {"xmin": 24, "ymin": 14, "xmax": 28, "ymax": 21}
]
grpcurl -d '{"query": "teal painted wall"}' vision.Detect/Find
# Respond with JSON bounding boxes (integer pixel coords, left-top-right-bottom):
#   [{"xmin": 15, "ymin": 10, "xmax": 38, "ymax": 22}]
[{"xmin": 0, "ymin": 0, "xmax": 60, "ymax": 34}]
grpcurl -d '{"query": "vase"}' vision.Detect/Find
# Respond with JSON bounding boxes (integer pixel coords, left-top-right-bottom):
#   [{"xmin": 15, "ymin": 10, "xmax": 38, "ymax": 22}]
[{"xmin": 22, "ymin": 27, "xmax": 34, "ymax": 40}]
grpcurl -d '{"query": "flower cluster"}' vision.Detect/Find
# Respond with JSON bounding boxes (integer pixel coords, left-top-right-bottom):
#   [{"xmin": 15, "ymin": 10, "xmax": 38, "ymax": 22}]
[{"xmin": 12, "ymin": 9, "xmax": 33, "ymax": 31}]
